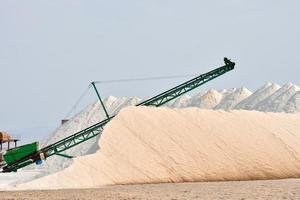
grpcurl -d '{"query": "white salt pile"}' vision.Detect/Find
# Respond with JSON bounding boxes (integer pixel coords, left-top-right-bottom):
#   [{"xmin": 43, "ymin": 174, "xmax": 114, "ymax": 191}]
[
  {"xmin": 34, "ymin": 82, "xmax": 300, "ymax": 177},
  {"xmin": 17, "ymin": 107, "xmax": 300, "ymax": 189}
]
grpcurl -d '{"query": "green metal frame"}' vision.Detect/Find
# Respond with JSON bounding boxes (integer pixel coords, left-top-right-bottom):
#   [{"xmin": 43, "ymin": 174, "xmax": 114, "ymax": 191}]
[
  {"xmin": 56, "ymin": 153, "xmax": 73, "ymax": 159},
  {"xmin": 137, "ymin": 62, "xmax": 235, "ymax": 107},
  {"xmin": 91, "ymin": 82, "xmax": 110, "ymax": 120},
  {"xmin": 1, "ymin": 58, "xmax": 235, "ymax": 172},
  {"xmin": 45, "ymin": 118, "xmax": 110, "ymax": 157}
]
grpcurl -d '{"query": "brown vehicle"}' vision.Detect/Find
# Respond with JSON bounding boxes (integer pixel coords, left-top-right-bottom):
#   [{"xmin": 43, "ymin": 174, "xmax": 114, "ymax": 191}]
[
  {"xmin": 0, "ymin": 132, "xmax": 11, "ymax": 141},
  {"xmin": 0, "ymin": 131, "xmax": 19, "ymax": 151}
]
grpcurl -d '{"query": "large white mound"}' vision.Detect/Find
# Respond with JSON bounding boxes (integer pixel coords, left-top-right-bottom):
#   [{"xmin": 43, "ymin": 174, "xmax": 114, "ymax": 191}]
[
  {"xmin": 18, "ymin": 107, "xmax": 300, "ymax": 189},
  {"xmin": 33, "ymin": 82, "xmax": 300, "ymax": 177}
]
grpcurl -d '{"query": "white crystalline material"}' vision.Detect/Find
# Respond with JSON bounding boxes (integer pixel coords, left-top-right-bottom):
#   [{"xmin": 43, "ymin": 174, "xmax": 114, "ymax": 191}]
[
  {"xmin": 254, "ymin": 83, "xmax": 300, "ymax": 112},
  {"xmin": 254, "ymin": 83, "xmax": 293, "ymax": 112},
  {"xmin": 105, "ymin": 96, "xmax": 118, "ymax": 108},
  {"xmin": 106, "ymin": 96, "xmax": 141, "ymax": 115},
  {"xmin": 18, "ymin": 107, "xmax": 300, "ymax": 190},
  {"xmin": 235, "ymin": 83, "xmax": 281, "ymax": 110},
  {"xmin": 215, "ymin": 87, "xmax": 252, "ymax": 110},
  {"xmin": 284, "ymin": 91, "xmax": 300, "ymax": 113},
  {"xmin": 37, "ymin": 102, "xmax": 105, "ymax": 175},
  {"xmin": 0, "ymin": 170, "xmax": 42, "ymax": 189},
  {"xmin": 219, "ymin": 89, "xmax": 227, "ymax": 94},
  {"xmin": 264, "ymin": 85, "xmax": 300, "ymax": 112},
  {"xmin": 20, "ymin": 82, "xmax": 300, "ymax": 180},
  {"xmin": 188, "ymin": 89, "xmax": 223, "ymax": 109},
  {"xmin": 219, "ymin": 88, "xmax": 237, "ymax": 96},
  {"xmin": 36, "ymin": 96, "xmax": 141, "ymax": 175},
  {"xmin": 169, "ymin": 95, "xmax": 191, "ymax": 108}
]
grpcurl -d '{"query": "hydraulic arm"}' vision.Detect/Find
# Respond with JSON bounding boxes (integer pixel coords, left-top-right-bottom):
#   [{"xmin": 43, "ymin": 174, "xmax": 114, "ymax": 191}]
[{"xmin": 1, "ymin": 58, "xmax": 235, "ymax": 172}]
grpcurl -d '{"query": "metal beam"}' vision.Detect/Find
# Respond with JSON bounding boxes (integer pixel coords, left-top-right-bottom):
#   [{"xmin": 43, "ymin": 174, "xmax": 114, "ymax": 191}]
[
  {"xmin": 137, "ymin": 59, "xmax": 235, "ymax": 107},
  {"xmin": 1, "ymin": 58, "xmax": 235, "ymax": 172},
  {"xmin": 91, "ymin": 82, "xmax": 110, "ymax": 120}
]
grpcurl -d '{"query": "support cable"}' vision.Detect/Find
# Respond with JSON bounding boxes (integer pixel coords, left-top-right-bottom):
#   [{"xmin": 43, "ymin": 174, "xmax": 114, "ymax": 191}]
[
  {"xmin": 93, "ymin": 74, "xmax": 198, "ymax": 84},
  {"xmin": 64, "ymin": 84, "xmax": 92, "ymax": 119}
]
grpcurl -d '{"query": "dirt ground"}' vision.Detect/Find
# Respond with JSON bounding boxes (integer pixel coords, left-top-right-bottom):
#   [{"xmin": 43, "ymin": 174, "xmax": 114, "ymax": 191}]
[{"xmin": 1, "ymin": 179, "xmax": 300, "ymax": 200}]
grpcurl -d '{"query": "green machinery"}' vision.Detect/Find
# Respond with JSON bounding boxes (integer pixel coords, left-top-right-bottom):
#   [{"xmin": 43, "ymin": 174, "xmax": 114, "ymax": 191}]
[
  {"xmin": 3, "ymin": 142, "xmax": 39, "ymax": 165},
  {"xmin": 0, "ymin": 58, "xmax": 235, "ymax": 173}
]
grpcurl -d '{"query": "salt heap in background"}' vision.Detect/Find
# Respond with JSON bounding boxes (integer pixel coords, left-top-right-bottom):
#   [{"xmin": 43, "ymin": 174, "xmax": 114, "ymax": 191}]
[
  {"xmin": 254, "ymin": 83, "xmax": 300, "ymax": 112},
  {"xmin": 284, "ymin": 92, "xmax": 300, "ymax": 113},
  {"xmin": 235, "ymin": 83, "xmax": 280, "ymax": 110},
  {"xmin": 188, "ymin": 89, "xmax": 223, "ymax": 109},
  {"xmin": 38, "ymin": 96, "xmax": 141, "ymax": 175},
  {"xmin": 215, "ymin": 87, "xmax": 252, "ymax": 110},
  {"xmin": 19, "ymin": 107, "xmax": 300, "ymax": 189}
]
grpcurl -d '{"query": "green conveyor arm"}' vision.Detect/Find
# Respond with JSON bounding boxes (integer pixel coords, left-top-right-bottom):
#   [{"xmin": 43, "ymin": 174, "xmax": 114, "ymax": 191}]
[{"xmin": 1, "ymin": 58, "xmax": 235, "ymax": 172}]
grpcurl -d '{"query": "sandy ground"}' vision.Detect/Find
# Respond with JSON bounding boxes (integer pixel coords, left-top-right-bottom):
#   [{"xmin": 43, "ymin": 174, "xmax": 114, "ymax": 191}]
[{"xmin": 2, "ymin": 179, "xmax": 300, "ymax": 200}]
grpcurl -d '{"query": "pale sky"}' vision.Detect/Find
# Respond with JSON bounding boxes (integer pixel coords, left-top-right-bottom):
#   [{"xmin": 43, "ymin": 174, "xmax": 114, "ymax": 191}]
[{"xmin": 1, "ymin": 0, "xmax": 300, "ymax": 143}]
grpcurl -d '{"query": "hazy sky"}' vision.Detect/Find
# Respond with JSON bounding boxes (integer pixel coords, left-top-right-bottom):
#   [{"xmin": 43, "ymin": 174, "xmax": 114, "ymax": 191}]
[{"xmin": 1, "ymin": 0, "xmax": 300, "ymax": 142}]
